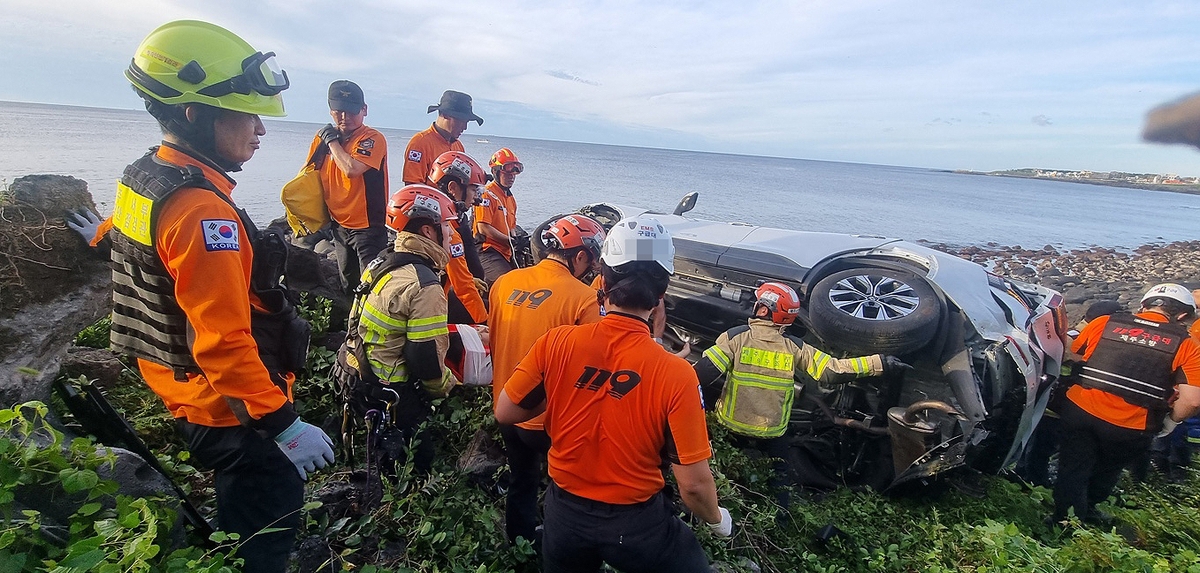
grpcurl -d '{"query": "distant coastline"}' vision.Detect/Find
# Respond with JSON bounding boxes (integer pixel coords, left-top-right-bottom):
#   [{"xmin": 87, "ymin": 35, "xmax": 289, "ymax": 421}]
[{"xmin": 950, "ymin": 168, "xmax": 1200, "ymax": 196}]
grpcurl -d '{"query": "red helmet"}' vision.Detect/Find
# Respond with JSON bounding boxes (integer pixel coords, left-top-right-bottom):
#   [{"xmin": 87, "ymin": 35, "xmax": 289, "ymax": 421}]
[
  {"xmin": 430, "ymin": 151, "xmax": 487, "ymax": 189},
  {"xmin": 542, "ymin": 214, "xmax": 606, "ymax": 260},
  {"xmin": 386, "ymin": 184, "xmax": 458, "ymax": 233},
  {"xmin": 754, "ymin": 282, "xmax": 801, "ymax": 325},
  {"xmin": 489, "ymin": 148, "xmax": 523, "ymax": 174}
]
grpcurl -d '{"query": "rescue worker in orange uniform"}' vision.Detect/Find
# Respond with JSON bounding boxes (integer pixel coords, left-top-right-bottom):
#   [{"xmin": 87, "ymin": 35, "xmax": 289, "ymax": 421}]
[
  {"xmin": 497, "ymin": 215, "xmax": 732, "ymax": 573},
  {"xmin": 402, "ymin": 90, "xmax": 482, "ymax": 186},
  {"xmin": 694, "ymin": 281, "xmax": 907, "ymax": 507},
  {"xmin": 113, "ymin": 21, "xmax": 333, "ymax": 572},
  {"xmin": 475, "ymin": 148, "xmax": 523, "ymax": 283},
  {"xmin": 1053, "ymin": 283, "xmax": 1200, "ymax": 524},
  {"xmin": 489, "ymin": 214, "xmax": 606, "ymax": 546},
  {"xmin": 428, "ymin": 151, "xmax": 489, "ymax": 324},
  {"xmin": 307, "ymin": 80, "xmax": 389, "ymax": 293}
]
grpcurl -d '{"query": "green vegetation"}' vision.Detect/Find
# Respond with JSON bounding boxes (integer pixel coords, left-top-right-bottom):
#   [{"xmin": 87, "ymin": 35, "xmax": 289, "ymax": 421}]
[{"xmin": 11, "ymin": 297, "xmax": 1200, "ymax": 572}]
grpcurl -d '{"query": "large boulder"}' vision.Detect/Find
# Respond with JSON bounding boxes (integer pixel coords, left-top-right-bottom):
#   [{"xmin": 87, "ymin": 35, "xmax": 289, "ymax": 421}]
[
  {"xmin": 0, "ymin": 175, "xmax": 103, "ymax": 317},
  {"xmin": 0, "ymin": 175, "xmax": 111, "ymax": 406}
]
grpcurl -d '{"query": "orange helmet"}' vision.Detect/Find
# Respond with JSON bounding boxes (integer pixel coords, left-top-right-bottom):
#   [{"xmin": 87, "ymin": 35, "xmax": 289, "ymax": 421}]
[
  {"xmin": 386, "ymin": 184, "xmax": 457, "ymax": 233},
  {"xmin": 754, "ymin": 282, "xmax": 801, "ymax": 325},
  {"xmin": 489, "ymin": 148, "xmax": 523, "ymax": 175},
  {"xmin": 430, "ymin": 151, "xmax": 487, "ymax": 189},
  {"xmin": 542, "ymin": 214, "xmax": 606, "ymax": 260}
]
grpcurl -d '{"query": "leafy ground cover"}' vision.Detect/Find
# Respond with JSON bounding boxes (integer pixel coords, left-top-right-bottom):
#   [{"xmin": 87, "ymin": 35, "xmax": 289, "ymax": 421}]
[{"xmin": 10, "ymin": 297, "xmax": 1200, "ymax": 572}]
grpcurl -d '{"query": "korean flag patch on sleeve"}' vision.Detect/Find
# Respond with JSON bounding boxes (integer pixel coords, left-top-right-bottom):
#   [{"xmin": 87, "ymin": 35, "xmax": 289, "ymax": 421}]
[
  {"xmin": 408, "ymin": 149, "xmax": 422, "ymax": 162},
  {"xmin": 202, "ymin": 219, "xmax": 240, "ymax": 252}
]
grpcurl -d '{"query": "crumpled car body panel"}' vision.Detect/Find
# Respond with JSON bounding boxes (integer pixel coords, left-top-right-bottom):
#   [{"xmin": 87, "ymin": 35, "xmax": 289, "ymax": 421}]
[{"xmin": 583, "ymin": 202, "xmax": 1066, "ymax": 488}]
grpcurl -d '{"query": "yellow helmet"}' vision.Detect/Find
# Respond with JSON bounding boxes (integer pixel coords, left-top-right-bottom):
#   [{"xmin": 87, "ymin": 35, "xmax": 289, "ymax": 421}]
[{"xmin": 126, "ymin": 20, "xmax": 288, "ymax": 117}]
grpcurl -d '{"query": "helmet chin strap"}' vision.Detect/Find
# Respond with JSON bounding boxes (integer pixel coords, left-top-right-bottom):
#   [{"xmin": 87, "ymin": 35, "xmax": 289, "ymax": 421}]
[{"xmin": 141, "ymin": 95, "xmax": 242, "ymax": 172}]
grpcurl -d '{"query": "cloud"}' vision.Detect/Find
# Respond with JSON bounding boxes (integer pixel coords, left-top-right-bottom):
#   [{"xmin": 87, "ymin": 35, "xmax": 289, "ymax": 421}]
[
  {"xmin": 545, "ymin": 71, "xmax": 600, "ymax": 86},
  {"xmin": 4, "ymin": 0, "xmax": 1200, "ymax": 173}
]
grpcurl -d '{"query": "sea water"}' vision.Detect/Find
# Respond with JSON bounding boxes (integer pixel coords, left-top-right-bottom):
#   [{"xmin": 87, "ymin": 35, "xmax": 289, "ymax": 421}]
[{"xmin": 2, "ymin": 100, "xmax": 1197, "ymax": 249}]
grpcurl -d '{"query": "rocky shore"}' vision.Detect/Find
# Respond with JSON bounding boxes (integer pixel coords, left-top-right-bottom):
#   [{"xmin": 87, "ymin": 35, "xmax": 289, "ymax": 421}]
[{"xmin": 920, "ymin": 240, "xmax": 1200, "ymax": 322}]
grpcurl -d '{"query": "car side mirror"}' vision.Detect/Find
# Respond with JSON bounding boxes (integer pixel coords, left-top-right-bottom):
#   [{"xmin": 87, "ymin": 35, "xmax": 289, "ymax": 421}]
[{"xmin": 673, "ymin": 192, "xmax": 698, "ymax": 216}]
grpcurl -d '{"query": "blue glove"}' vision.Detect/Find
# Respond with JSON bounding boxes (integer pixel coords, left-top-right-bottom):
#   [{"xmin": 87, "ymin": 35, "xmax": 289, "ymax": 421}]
[
  {"xmin": 66, "ymin": 209, "xmax": 103, "ymax": 243},
  {"xmin": 317, "ymin": 124, "xmax": 341, "ymax": 146},
  {"xmin": 273, "ymin": 418, "xmax": 335, "ymax": 481}
]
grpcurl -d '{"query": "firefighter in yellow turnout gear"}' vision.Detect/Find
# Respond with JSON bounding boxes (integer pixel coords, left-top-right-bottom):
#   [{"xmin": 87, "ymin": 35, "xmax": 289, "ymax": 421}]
[
  {"xmin": 693, "ymin": 282, "xmax": 910, "ymax": 508},
  {"xmin": 334, "ymin": 185, "xmax": 460, "ymax": 477}
]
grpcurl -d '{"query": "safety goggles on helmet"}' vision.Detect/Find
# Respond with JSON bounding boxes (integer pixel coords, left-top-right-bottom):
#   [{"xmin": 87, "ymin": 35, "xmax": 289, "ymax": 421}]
[
  {"xmin": 499, "ymin": 162, "xmax": 524, "ymax": 175},
  {"xmin": 196, "ymin": 51, "xmax": 289, "ymax": 98}
]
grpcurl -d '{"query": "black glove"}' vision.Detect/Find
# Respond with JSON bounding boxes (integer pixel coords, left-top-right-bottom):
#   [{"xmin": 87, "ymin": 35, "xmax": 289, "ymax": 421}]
[
  {"xmin": 317, "ymin": 124, "xmax": 341, "ymax": 146},
  {"xmin": 882, "ymin": 356, "xmax": 913, "ymax": 376}
]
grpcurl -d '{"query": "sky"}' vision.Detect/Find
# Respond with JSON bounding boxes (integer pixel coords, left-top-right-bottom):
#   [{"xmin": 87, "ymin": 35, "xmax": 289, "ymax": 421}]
[{"xmin": 3, "ymin": 0, "xmax": 1200, "ymax": 175}]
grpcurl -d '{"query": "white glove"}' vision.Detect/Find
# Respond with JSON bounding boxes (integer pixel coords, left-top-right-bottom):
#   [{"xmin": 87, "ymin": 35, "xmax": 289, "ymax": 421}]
[
  {"xmin": 273, "ymin": 418, "xmax": 335, "ymax": 481},
  {"xmin": 1157, "ymin": 415, "xmax": 1180, "ymax": 438},
  {"xmin": 66, "ymin": 209, "xmax": 103, "ymax": 243},
  {"xmin": 707, "ymin": 507, "xmax": 733, "ymax": 537}
]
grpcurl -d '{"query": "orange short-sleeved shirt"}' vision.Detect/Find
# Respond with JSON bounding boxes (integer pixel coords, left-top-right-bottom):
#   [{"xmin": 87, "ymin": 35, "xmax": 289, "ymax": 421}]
[
  {"xmin": 443, "ymin": 225, "xmax": 488, "ymax": 323},
  {"xmin": 489, "ymin": 259, "xmax": 600, "ymax": 430},
  {"xmin": 503, "ymin": 313, "xmax": 711, "ymax": 504},
  {"xmin": 137, "ymin": 145, "xmax": 290, "ymax": 427},
  {"xmin": 402, "ymin": 124, "xmax": 463, "ymax": 186},
  {"xmin": 474, "ymin": 181, "xmax": 518, "ymax": 260},
  {"xmin": 307, "ymin": 125, "xmax": 388, "ymax": 230},
  {"xmin": 1068, "ymin": 312, "xmax": 1200, "ymax": 430}
]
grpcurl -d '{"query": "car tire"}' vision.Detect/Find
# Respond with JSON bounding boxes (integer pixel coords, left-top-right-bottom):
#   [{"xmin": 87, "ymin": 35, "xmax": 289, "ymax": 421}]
[
  {"xmin": 807, "ymin": 267, "xmax": 941, "ymax": 356},
  {"xmin": 529, "ymin": 214, "xmax": 565, "ymax": 264}
]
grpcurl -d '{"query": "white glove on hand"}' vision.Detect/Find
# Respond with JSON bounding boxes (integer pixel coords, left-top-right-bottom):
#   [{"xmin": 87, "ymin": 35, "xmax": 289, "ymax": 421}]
[
  {"xmin": 66, "ymin": 209, "xmax": 103, "ymax": 243},
  {"xmin": 1158, "ymin": 415, "xmax": 1180, "ymax": 438},
  {"xmin": 273, "ymin": 418, "xmax": 335, "ymax": 481},
  {"xmin": 707, "ymin": 507, "xmax": 733, "ymax": 538}
]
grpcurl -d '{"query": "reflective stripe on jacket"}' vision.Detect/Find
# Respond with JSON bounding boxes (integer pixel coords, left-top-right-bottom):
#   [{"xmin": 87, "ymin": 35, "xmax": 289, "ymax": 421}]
[
  {"xmin": 350, "ymin": 232, "xmax": 450, "ymax": 384},
  {"xmin": 702, "ymin": 318, "xmax": 883, "ymax": 438}
]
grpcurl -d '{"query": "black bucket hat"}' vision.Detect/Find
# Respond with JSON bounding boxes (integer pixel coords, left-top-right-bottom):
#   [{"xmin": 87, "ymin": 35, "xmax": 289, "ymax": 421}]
[{"xmin": 428, "ymin": 90, "xmax": 483, "ymax": 125}]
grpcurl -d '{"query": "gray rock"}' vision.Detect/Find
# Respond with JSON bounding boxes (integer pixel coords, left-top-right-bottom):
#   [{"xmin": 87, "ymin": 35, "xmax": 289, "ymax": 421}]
[
  {"xmin": 0, "ymin": 271, "xmax": 111, "ymax": 407},
  {"xmin": 61, "ymin": 346, "xmax": 125, "ymax": 387}
]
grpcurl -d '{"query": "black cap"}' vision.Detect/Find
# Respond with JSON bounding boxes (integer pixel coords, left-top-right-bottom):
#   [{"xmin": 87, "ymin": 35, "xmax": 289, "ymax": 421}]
[
  {"xmin": 427, "ymin": 90, "xmax": 483, "ymax": 125},
  {"xmin": 328, "ymin": 80, "xmax": 365, "ymax": 112}
]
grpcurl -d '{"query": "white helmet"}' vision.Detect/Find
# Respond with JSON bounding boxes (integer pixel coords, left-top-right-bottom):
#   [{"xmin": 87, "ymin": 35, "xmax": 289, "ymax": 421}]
[
  {"xmin": 600, "ymin": 215, "xmax": 675, "ymax": 274},
  {"xmin": 1140, "ymin": 283, "xmax": 1197, "ymax": 311}
]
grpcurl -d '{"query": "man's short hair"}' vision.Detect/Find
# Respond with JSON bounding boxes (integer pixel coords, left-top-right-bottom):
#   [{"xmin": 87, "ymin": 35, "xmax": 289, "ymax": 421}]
[
  {"xmin": 600, "ymin": 261, "xmax": 670, "ymax": 311},
  {"xmin": 404, "ymin": 217, "xmax": 441, "ymax": 241}
]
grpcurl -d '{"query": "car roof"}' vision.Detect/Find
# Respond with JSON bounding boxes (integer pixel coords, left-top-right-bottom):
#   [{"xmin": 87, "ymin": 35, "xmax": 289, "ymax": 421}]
[
  {"xmin": 588, "ymin": 202, "xmax": 1026, "ymax": 341},
  {"xmin": 594, "ymin": 204, "xmax": 896, "ymax": 281}
]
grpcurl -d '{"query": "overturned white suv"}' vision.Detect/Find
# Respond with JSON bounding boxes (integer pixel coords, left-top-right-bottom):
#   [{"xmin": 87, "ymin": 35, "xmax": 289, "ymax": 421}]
[{"xmin": 556, "ymin": 195, "xmax": 1068, "ymax": 492}]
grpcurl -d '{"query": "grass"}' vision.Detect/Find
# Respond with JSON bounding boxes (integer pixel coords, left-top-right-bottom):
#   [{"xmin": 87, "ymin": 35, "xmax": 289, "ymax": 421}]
[{"xmin": 37, "ymin": 298, "xmax": 1200, "ymax": 572}]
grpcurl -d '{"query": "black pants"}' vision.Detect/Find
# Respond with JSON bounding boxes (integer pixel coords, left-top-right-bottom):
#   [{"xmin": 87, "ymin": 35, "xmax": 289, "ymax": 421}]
[
  {"xmin": 1017, "ymin": 413, "xmax": 1062, "ymax": 488},
  {"xmin": 731, "ymin": 434, "xmax": 792, "ymax": 508},
  {"xmin": 177, "ymin": 420, "xmax": 304, "ymax": 573},
  {"xmin": 479, "ymin": 247, "xmax": 516, "ymax": 284},
  {"xmin": 360, "ymin": 380, "xmax": 435, "ymax": 477},
  {"xmin": 500, "ymin": 424, "xmax": 551, "ymax": 543},
  {"xmin": 543, "ymin": 483, "xmax": 710, "ymax": 573},
  {"xmin": 1052, "ymin": 399, "xmax": 1152, "ymax": 522},
  {"xmin": 332, "ymin": 224, "xmax": 388, "ymax": 293}
]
